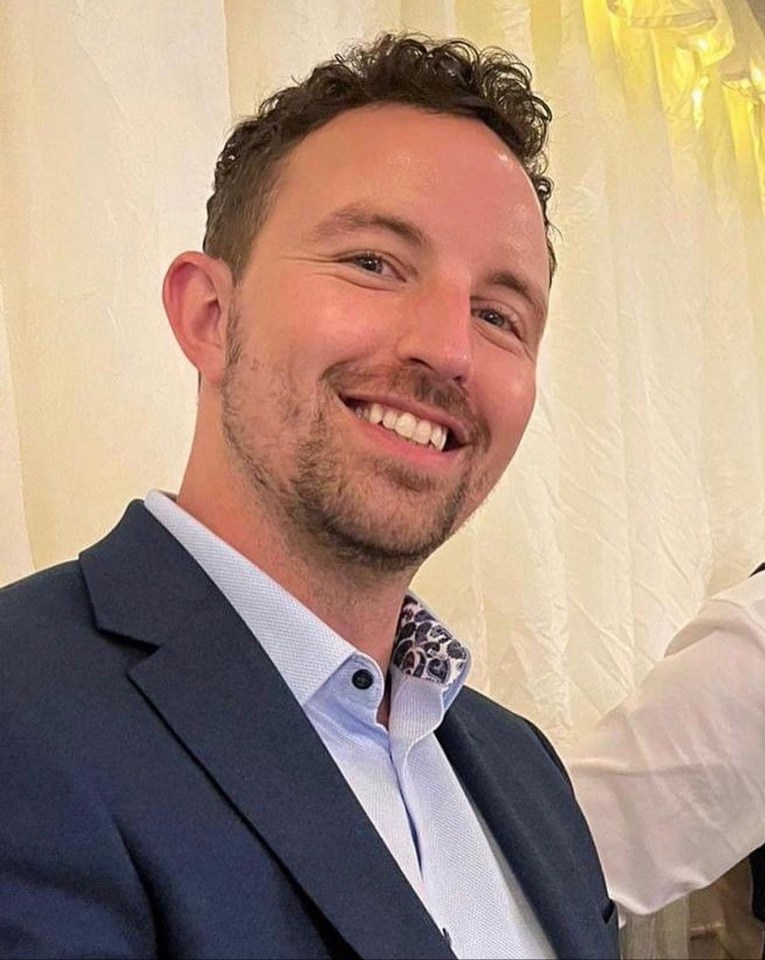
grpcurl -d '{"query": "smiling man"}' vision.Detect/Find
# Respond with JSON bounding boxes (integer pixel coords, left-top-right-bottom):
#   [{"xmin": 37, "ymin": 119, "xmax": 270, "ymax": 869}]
[{"xmin": 0, "ymin": 35, "xmax": 616, "ymax": 960}]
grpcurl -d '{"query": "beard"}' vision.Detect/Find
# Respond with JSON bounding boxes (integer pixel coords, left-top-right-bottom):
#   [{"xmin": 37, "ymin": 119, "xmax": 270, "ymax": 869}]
[
  {"xmin": 285, "ymin": 402, "xmax": 475, "ymax": 573},
  {"xmin": 220, "ymin": 315, "xmax": 492, "ymax": 574}
]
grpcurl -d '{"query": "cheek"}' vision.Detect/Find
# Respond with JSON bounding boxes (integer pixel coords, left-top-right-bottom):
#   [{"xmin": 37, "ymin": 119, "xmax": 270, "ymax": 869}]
[
  {"xmin": 281, "ymin": 282, "xmax": 394, "ymax": 375},
  {"xmin": 477, "ymin": 348, "xmax": 536, "ymax": 424},
  {"xmin": 510, "ymin": 369, "xmax": 537, "ymax": 428},
  {"xmin": 482, "ymin": 362, "xmax": 537, "ymax": 458}
]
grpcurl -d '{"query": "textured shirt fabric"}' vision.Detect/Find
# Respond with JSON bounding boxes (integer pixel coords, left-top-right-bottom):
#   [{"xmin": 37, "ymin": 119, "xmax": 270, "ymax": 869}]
[
  {"xmin": 567, "ymin": 572, "xmax": 765, "ymax": 919},
  {"xmin": 145, "ymin": 491, "xmax": 555, "ymax": 960}
]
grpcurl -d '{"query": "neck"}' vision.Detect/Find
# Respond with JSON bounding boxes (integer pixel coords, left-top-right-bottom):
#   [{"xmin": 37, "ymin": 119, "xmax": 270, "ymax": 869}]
[{"xmin": 177, "ymin": 459, "xmax": 416, "ymax": 677}]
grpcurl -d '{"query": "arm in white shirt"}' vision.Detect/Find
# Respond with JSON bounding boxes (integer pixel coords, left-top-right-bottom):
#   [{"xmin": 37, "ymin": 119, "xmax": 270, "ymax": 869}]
[{"xmin": 566, "ymin": 576, "xmax": 765, "ymax": 915}]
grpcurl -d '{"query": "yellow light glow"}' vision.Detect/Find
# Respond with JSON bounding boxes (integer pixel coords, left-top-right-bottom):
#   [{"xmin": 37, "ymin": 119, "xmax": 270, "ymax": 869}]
[
  {"xmin": 692, "ymin": 83, "xmax": 706, "ymax": 127},
  {"xmin": 599, "ymin": 0, "xmax": 765, "ymax": 213},
  {"xmin": 606, "ymin": 0, "xmax": 630, "ymax": 16}
]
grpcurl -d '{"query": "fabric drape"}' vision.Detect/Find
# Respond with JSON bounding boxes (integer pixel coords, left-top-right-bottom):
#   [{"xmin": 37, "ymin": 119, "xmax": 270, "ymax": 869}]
[{"xmin": 1, "ymin": 11, "xmax": 763, "ymax": 947}]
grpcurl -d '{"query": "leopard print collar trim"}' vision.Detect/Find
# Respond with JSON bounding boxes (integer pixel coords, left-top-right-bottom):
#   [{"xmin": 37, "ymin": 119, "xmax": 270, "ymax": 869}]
[{"xmin": 392, "ymin": 594, "xmax": 470, "ymax": 687}]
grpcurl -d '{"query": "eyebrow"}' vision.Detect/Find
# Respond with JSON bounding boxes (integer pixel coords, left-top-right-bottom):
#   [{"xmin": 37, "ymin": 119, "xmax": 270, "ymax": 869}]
[{"xmin": 306, "ymin": 204, "xmax": 431, "ymax": 251}]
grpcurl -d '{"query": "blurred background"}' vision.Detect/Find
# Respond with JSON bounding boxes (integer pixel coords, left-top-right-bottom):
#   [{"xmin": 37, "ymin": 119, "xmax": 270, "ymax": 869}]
[{"xmin": 2, "ymin": 0, "xmax": 764, "ymax": 955}]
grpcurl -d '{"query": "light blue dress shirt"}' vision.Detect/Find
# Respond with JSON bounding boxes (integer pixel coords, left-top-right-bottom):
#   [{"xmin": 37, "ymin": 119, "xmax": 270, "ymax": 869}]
[{"xmin": 145, "ymin": 491, "xmax": 554, "ymax": 960}]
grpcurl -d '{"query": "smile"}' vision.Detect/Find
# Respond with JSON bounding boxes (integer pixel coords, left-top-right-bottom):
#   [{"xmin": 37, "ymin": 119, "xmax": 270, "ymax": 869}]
[{"xmin": 348, "ymin": 400, "xmax": 450, "ymax": 451}]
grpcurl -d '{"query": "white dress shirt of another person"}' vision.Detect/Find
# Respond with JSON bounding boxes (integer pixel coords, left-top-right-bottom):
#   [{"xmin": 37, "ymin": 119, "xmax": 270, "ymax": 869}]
[{"xmin": 567, "ymin": 567, "xmax": 765, "ymax": 955}]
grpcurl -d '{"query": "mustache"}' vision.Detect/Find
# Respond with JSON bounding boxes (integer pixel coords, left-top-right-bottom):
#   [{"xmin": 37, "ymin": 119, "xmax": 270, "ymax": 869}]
[{"xmin": 324, "ymin": 362, "xmax": 490, "ymax": 447}]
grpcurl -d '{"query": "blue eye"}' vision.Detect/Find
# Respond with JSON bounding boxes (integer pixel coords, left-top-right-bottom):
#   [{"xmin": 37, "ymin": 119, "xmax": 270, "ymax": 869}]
[
  {"xmin": 478, "ymin": 309, "xmax": 505, "ymax": 327},
  {"xmin": 475, "ymin": 307, "xmax": 518, "ymax": 334},
  {"xmin": 339, "ymin": 252, "xmax": 402, "ymax": 281},
  {"xmin": 353, "ymin": 254, "xmax": 385, "ymax": 274}
]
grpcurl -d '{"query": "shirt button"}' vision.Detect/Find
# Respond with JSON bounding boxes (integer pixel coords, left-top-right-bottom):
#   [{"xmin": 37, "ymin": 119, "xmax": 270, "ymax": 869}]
[{"xmin": 351, "ymin": 668, "xmax": 374, "ymax": 690}]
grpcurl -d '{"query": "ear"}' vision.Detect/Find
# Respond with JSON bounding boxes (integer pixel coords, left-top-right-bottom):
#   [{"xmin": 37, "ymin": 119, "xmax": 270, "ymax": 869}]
[{"xmin": 162, "ymin": 251, "xmax": 234, "ymax": 387}]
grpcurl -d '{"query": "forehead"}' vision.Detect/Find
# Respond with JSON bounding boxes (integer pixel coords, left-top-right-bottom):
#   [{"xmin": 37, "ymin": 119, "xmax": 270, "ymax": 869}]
[{"xmin": 263, "ymin": 104, "xmax": 549, "ymax": 284}]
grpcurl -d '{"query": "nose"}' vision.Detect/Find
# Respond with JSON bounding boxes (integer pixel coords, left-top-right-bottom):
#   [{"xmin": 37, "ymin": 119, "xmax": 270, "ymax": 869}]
[{"xmin": 394, "ymin": 282, "xmax": 474, "ymax": 383}]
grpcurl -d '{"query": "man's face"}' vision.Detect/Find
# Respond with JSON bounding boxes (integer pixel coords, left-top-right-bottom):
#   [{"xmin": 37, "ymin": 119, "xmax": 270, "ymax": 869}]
[{"xmin": 220, "ymin": 104, "xmax": 549, "ymax": 572}]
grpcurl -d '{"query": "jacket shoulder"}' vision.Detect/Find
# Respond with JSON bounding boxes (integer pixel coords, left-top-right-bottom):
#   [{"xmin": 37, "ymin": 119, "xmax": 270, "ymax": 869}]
[
  {"xmin": 0, "ymin": 560, "xmax": 92, "ymax": 630},
  {"xmin": 0, "ymin": 556, "xmax": 142, "ymax": 720}
]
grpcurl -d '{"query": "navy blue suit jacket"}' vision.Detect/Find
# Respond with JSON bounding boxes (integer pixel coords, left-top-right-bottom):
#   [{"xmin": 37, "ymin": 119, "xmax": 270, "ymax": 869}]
[{"xmin": 0, "ymin": 503, "xmax": 617, "ymax": 959}]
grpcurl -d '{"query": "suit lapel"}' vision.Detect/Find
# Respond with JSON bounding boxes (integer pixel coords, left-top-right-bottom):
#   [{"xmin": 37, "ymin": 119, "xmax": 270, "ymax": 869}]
[
  {"xmin": 81, "ymin": 503, "xmax": 452, "ymax": 960},
  {"xmin": 437, "ymin": 699, "xmax": 606, "ymax": 960}
]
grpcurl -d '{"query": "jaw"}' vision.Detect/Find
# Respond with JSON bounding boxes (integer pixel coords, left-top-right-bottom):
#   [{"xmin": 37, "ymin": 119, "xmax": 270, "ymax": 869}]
[{"xmin": 216, "ymin": 363, "xmax": 495, "ymax": 572}]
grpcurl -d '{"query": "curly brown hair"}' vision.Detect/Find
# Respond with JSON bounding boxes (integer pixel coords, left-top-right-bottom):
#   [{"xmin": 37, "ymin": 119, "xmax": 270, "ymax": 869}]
[{"xmin": 204, "ymin": 33, "xmax": 555, "ymax": 279}]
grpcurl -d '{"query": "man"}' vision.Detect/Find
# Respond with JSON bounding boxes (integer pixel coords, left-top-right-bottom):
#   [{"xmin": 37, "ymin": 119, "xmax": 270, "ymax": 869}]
[{"xmin": 0, "ymin": 35, "xmax": 616, "ymax": 959}]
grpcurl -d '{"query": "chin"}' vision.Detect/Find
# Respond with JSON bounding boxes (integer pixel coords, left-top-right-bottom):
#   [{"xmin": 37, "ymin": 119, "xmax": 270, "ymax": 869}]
[{"xmin": 313, "ymin": 511, "xmax": 461, "ymax": 574}]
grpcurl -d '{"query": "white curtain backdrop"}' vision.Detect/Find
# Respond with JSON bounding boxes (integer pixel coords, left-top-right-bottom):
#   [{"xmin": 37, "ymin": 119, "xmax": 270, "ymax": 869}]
[
  {"xmin": 0, "ymin": 0, "xmax": 230, "ymax": 582},
  {"xmin": 2, "ymin": 0, "xmax": 764, "ymax": 754},
  {"xmin": 2, "ymin": 2, "xmax": 764, "ymax": 957}
]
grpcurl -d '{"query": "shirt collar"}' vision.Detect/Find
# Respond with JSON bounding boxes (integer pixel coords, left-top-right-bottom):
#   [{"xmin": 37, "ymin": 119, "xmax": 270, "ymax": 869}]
[
  {"xmin": 394, "ymin": 594, "xmax": 469, "ymax": 689},
  {"xmin": 144, "ymin": 490, "xmax": 470, "ymax": 709}
]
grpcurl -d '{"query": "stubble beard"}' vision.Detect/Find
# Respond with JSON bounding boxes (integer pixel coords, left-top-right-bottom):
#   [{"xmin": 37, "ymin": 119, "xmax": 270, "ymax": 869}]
[
  {"xmin": 287, "ymin": 402, "xmax": 475, "ymax": 573},
  {"xmin": 221, "ymin": 318, "xmax": 490, "ymax": 574}
]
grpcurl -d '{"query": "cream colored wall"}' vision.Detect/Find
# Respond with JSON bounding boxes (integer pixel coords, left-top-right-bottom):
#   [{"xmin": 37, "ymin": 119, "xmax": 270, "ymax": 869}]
[
  {"xmin": 1, "ymin": 0, "xmax": 764, "ymax": 747},
  {"xmin": 0, "ymin": 0, "xmax": 230, "ymax": 576}
]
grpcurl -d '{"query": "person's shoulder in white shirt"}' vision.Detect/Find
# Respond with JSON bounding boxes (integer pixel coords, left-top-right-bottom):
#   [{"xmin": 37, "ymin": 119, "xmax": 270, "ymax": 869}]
[{"xmin": 566, "ymin": 568, "xmax": 765, "ymax": 919}]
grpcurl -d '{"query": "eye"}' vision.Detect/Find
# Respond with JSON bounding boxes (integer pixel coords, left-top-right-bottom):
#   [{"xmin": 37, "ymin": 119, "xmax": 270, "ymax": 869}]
[
  {"xmin": 474, "ymin": 306, "xmax": 521, "ymax": 337},
  {"xmin": 353, "ymin": 253, "xmax": 385, "ymax": 273},
  {"xmin": 340, "ymin": 252, "xmax": 399, "ymax": 279}
]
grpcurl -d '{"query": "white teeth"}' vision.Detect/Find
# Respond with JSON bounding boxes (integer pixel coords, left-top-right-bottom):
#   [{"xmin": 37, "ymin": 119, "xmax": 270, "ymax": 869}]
[
  {"xmin": 353, "ymin": 401, "xmax": 449, "ymax": 451},
  {"xmin": 412, "ymin": 419, "xmax": 433, "ymax": 445},
  {"xmin": 382, "ymin": 408, "xmax": 398, "ymax": 430},
  {"xmin": 394, "ymin": 412, "xmax": 416, "ymax": 439},
  {"xmin": 431, "ymin": 423, "xmax": 447, "ymax": 451}
]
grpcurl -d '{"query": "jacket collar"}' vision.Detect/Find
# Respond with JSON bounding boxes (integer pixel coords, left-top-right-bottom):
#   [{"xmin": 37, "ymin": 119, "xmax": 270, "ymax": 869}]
[{"xmin": 80, "ymin": 502, "xmax": 454, "ymax": 960}]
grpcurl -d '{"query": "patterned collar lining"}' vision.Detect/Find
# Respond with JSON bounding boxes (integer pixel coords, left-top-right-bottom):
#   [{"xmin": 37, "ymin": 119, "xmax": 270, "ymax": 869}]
[{"xmin": 392, "ymin": 594, "xmax": 470, "ymax": 687}]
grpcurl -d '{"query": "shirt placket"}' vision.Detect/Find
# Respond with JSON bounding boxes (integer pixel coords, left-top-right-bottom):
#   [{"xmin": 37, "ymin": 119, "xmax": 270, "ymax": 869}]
[{"xmin": 389, "ymin": 671, "xmax": 451, "ymax": 929}]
